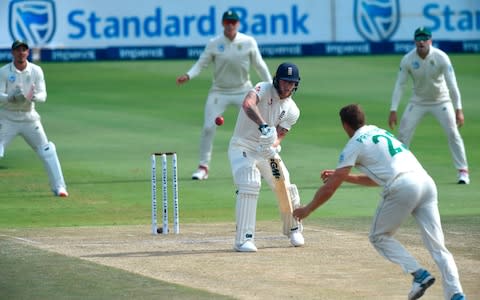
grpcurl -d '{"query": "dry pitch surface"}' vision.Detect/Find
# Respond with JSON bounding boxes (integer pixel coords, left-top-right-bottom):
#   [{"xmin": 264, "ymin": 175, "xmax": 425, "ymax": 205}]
[{"xmin": 2, "ymin": 222, "xmax": 479, "ymax": 299}]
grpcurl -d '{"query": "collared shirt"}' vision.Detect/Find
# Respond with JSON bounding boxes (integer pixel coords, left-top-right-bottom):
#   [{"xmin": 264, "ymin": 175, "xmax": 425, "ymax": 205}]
[
  {"xmin": 0, "ymin": 61, "xmax": 47, "ymax": 121},
  {"xmin": 230, "ymin": 81, "xmax": 299, "ymax": 150},
  {"xmin": 390, "ymin": 46, "xmax": 462, "ymax": 110},
  {"xmin": 187, "ymin": 32, "xmax": 272, "ymax": 93},
  {"xmin": 337, "ymin": 125, "xmax": 424, "ymax": 186}
]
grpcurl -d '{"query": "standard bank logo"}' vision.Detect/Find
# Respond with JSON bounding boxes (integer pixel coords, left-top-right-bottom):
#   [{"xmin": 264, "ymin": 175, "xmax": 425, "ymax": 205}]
[
  {"xmin": 354, "ymin": 0, "xmax": 399, "ymax": 42},
  {"xmin": 9, "ymin": 0, "xmax": 56, "ymax": 46}
]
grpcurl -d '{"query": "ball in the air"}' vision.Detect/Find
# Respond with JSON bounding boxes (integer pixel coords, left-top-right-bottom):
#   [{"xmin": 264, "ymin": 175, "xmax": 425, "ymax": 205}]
[{"xmin": 215, "ymin": 116, "xmax": 224, "ymax": 126}]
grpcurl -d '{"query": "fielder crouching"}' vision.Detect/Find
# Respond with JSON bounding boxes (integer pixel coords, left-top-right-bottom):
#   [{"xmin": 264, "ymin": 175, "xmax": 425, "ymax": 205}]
[
  {"xmin": 228, "ymin": 62, "xmax": 303, "ymax": 252},
  {"xmin": 0, "ymin": 40, "xmax": 68, "ymax": 197}
]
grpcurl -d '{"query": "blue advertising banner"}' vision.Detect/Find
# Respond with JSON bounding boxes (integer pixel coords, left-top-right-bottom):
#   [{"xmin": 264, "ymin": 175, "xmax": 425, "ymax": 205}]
[{"xmin": 1, "ymin": 0, "xmax": 479, "ymax": 61}]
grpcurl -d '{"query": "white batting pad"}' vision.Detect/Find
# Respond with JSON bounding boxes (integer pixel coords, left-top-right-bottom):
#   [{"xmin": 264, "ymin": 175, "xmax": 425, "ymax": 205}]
[
  {"xmin": 234, "ymin": 167, "xmax": 261, "ymax": 195},
  {"xmin": 282, "ymin": 184, "xmax": 303, "ymax": 236},
  {"xmin": 235, "ymin": 192, "xmax": 258, "ymax": 246},
  {"xmin": 36, "ymin": 142, "xmax": 66, "ymax": 192}
]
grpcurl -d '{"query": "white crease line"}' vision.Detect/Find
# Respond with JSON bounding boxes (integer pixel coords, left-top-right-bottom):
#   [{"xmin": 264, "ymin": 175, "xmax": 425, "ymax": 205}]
[{"xmin": 0, "ymin": 234, "xmax": 41, "ymax": 244}]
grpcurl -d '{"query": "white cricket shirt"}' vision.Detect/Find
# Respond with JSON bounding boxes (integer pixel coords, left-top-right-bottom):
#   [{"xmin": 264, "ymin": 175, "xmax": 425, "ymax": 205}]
[
  {"xmin": 0, "ymin": 61, "xmax": 46, "ymax": 121},
  {"xmin": 230, "ymin": 82, "xmax": 300, "ymax": 151},
  {"xmin": 337, "ymin": 125, "xmax": 424, "ymax": 186},
  {"xmin": 187, "ymin": 32, "xmax": 272, "ymax": 93},
  {"xmin": 390, "ymin": 46, "xmax": 462, "ymax": 110}
]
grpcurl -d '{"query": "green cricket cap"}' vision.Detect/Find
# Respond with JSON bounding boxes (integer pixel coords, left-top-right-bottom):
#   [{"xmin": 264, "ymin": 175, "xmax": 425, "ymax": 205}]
[
  {"xmin": 222, "ymin": 10, "xmax": 239, "ymax": 22},
  {"xmin": 11, "ymin": 40, "xmax": 29, "ymax": 50},
  {"xmin": 414, "ymin": 27, "xmax": 432, "ymax": 41}
]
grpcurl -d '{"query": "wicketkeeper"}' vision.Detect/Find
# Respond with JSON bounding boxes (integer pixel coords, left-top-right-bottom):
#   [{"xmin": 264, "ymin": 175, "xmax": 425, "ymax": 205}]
[
  {"xmin": 0, "ymin": 40, "xmax": 68, "ymax": 197},
  {"xmin": 228, "ymin": 62, "xmax": 304, "ymax": 252}
]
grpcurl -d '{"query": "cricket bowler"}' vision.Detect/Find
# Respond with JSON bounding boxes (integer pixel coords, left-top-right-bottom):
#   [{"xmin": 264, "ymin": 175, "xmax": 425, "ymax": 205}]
[{"xmin": 294, "ymin": 104, "xmax": 465, "ymax": 300}]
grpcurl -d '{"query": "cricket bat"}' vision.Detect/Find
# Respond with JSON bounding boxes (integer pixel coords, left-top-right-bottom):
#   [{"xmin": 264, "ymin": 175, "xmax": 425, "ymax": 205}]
[{"xmin": 269, "ymin": 156, "xmax": 293, "ymax": 214}]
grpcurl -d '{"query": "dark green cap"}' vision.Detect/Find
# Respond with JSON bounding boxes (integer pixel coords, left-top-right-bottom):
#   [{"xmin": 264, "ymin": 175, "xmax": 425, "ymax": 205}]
[
  {"xmin": 222, "ymin": 10, "xmax": 239, "ymax": 22},
  {"xmin": 414, "ymin": 27, "xmax": 432, "ymax": 41},
  {"xmin": 11, "ymin": 40, "xmax": 29, "ymax": 50}
]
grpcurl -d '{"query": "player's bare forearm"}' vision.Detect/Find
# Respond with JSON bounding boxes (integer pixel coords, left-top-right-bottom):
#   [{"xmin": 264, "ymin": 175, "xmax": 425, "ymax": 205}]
[
  {"xmin": 273, "ymin": 126, "xmax": 288, "ymax": 147},
  {"xmin": 345, "ymin": 174, "xmax": 378, "ymax": 186},
  {"xmin": 243, "ymin": 91, "xmax": 265, "ymax": 125},
  {"xmin": 294, "ymin": 167, "xmax": 351, "ymax": 221},
  {"xmin": 322, "ymin": 169, "xmax": 377, "ymax": 186}
]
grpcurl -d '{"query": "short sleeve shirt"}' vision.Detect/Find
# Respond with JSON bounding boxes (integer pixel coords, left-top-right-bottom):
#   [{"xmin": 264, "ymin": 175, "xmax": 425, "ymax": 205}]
[{"xmin": 337, "ymin": 125, "xmax": 424, "ymax": 186}]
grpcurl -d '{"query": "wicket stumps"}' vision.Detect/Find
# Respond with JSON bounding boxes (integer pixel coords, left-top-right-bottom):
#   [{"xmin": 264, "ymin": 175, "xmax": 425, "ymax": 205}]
[{"xmin": 151, "ymin": 152, "xmax": 179, "ymax": 235}]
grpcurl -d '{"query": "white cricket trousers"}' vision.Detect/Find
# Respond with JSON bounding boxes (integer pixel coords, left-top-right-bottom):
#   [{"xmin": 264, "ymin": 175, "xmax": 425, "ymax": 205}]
[
  {"xmin": 398, "ymin": 102, "xmax": 468, "ymax": 170},
  {"xmin": 0, "ymin": 118, "xmax": 48, "ymax": 156},
  {"xmin": 369, "ymin": 171, "xmax": 463, "ymax": 299},
  {"xmin": 197, "ymin": 87, "xmax": 251, "ymax": 167}
]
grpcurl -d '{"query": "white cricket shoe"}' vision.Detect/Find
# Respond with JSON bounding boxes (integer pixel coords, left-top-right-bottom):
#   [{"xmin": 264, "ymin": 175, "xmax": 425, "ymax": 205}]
[
  {"xmin": 56, "ymin": 187, "xmax": 69, "ymax": 197},
  {"xmin": 290, "ymin": 231, "xmax": 305, "ymax": 247},
  {"xmin": 234, "ymin": 241, "xmax": 257, "ymax": 252},
  {"xmin": 457, "ymin": 170, "xmax": 470, "ymax": 184},
  {"xmin": 192, "ymin": 165, "xmax": 208, "ymax": 180},
  {"xmin": 408, "ymin": 269, "xmax": 435, "ymax": 300}
]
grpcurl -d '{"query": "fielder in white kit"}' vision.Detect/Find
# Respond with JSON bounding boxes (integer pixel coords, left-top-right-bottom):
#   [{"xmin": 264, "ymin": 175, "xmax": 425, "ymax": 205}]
[
  {"xmin": 0, "ymin": 40, "xmax": 68, "ymax": 197},
  {"xmin": 176, "ymin": 10, "xmax": 271, "ymax": 180},
  {"xmin": 388, "ymin": 27, "xmax": 469, "ymax": 184},
  {"xmin": 229, "ymin": 62, "xmax": 303, "ymax": 252},
  {"xmin": 293, "ymin": 104, "xmax": 465, "ymax": 300}
]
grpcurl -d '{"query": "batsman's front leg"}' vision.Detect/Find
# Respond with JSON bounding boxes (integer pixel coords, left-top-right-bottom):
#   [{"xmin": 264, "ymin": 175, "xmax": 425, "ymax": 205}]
[{"xmin": 282, "ymin": 184, "xmax": 304, "ymax": 247}]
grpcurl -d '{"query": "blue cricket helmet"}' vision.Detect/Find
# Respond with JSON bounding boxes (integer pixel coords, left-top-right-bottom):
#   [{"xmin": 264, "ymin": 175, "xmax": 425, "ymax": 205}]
[{"xmin": 273, "ymin": 62, "xmax": 301, "ymax": 93}]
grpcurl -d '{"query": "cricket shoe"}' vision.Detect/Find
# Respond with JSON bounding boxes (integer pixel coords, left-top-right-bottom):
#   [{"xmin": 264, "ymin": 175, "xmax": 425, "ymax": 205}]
[
  {"xmin": 192, "ymin": 165, "xmax": 208, "ymax": 180},
  {"xmin": 457, "ymin": 170, "xmax": 470, "ymax": 184},
  {"xmin": 408, "ymin": 269, "xmax": 435, "ymax": 300},
  {"xmin": 234, "ymin": 241, "xmax": 257, "ymax": 252},
  {"xmin": 451, "ymin": 293, "xmax": 466, "ymax": 300},
  {"xmin": 289, "ymin": 230, "xmax": 305, "ymax": 247},
  {"xmin": 55, "ymin": 187, "xmax": 69, "ymax": 197}
]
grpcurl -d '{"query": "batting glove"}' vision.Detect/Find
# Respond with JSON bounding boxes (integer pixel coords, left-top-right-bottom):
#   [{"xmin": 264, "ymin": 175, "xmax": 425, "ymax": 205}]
[
  {"xmin": 257, "ymin": 144, "xmax": 281, "ymax": 160},
  {"xmin": 258, "ymin": 124, "xmax": 277, "ymax": 146}
]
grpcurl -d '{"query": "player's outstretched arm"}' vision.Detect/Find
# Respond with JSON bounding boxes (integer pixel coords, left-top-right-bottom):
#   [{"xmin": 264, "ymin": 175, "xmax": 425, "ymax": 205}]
[
  {"xmin": 322, "ymin": 169, "xmax": 377, "ymax": 186},
  {"xmin": 293, "ymin": 166, "xmax": 351, "ymax": 221}
]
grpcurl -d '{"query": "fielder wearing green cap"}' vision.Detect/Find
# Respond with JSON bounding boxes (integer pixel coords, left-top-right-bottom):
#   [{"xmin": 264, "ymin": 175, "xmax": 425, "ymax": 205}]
[
  {"xmin": 175, "ymin": 10, "xmax": 271, "ymax": 181},
  {"xmin": 222, "ymin": 10, "xmax": 239, "ymax": 22},
  {"xmin": 0, "ymin": 41, "xmax": 69, "ymax": 197},
  {"xmin": 414, "ymin": 27, "xmax": 432, "ymax": 41},
  {"xmin": 11, "ymin": 40, "xmax": 29, "ymax": 50},
  {"xmin": 388, "ymin": 27, "xmax": 470, "ymax": 184}
]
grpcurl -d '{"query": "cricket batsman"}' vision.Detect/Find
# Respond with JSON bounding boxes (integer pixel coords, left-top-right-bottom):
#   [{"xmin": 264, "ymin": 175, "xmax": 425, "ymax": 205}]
[{"xmin": 228, "ymin": 62, "xmax": 304, "ymax": 252}]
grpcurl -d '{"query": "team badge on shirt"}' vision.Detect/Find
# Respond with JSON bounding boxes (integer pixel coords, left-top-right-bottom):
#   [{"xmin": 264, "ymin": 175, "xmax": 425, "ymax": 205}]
[
  {"xmin": 412, "ymin": 61, "xmax": 420, "ymax": 69},
  {"xmin": 8, "ymin": 74, "xmax": 16, "ymax": 83},
  {"xmin": 218, "ymin": 44, "xmax": 225, "ymax": 52}
]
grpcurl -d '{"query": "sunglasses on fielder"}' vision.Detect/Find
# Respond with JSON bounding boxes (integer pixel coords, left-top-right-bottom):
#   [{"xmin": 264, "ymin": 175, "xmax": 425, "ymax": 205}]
[{"xmin": 223, "ymin": 20, "xmax": 238, "ymax": 25}]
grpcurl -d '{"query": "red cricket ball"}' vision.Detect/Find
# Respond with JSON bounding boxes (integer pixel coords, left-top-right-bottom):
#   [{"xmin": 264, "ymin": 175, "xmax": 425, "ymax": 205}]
[{"xmin": 215, "ymin": 116, "xmax": 224, "ymax": 126}]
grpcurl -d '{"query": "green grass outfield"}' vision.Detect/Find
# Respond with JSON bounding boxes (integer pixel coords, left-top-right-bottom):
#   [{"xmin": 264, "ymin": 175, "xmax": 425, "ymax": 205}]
[{"xmin": 0, "ymin": 55, "xmax": 479, "ymax": 298}]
